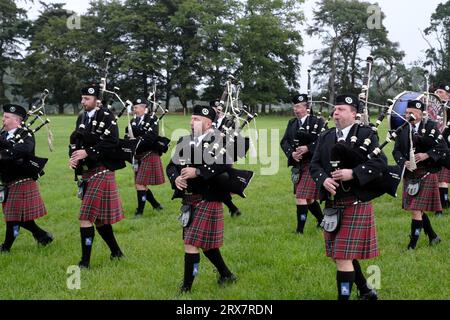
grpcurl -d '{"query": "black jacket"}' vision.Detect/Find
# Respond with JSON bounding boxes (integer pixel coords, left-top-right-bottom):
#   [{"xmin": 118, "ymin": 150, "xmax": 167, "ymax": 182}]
[
  {"xmin": 310, "ymin": 124, "xmax": 388, "ymax": 202},
  {"xmin": 125, "ymin": 113, "xmax": 159, "ymax": 139},
  {"xmin": 124, "ymin": 113, "xmax": 170, "ymax": 156},
  {"xmin": 69, "ymin": 108, "xmax": 125, "ymax": 172},
  {"xmin": 393, "ymin": 120, "xmax": 448, "ymax": 173},
  {"xmin": 280, "ymin": 115, "xmax": 325, "ymax": 166},
  {"xmin": 0, "ymin": 128, "xmax": 45, "ymax": 183},
  {"xmin": 166, "ymin": 131, "xmax": 232, "ymax": 202}
]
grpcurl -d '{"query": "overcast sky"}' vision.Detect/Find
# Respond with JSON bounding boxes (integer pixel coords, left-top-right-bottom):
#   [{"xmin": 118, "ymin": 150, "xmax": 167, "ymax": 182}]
[{"xmin": 18, "ymin": 0, "xmax": 445, "ymax": 91}]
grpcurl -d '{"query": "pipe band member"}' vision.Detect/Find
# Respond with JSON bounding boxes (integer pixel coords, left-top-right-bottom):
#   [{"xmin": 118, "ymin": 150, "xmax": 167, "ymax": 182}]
[
  {"xmin": 69, "ymin": 84, "xmax": 125, "ymax": 268},
  {"xmin": 311, "ymin": 94, "xmax": 385, "ymax": 300},
  {"xmin": 0, "ymin": 104, "xmax": 53, "ymax": 253},
  {"xmin": 281, "ymin": 94, "xmax": 324, "ymax": 234},
  {"xmin": 393, "ymin": 99, "xmax": 444, "ymax": 250},
  {"xmin": 434, "ymin": 84, "xmax": 450, "ymax": 217},
  {"xmin": 211, "ymin": 99, "xmax": 243, "ymax": 218},
  {"xmin": 167, "ymin": 105, "xmax": 237, "ymax": 293},
  {"xmin": 126, "ymin": 98, "xmax": 165, "ymax": 217}
]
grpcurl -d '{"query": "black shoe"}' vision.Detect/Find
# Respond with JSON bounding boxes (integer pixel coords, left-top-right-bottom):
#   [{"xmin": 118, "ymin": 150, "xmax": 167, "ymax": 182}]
[
  {"xmin": 358, "ymin": 288, "xmax": 378, "ymax": 300},
  {"xmin": 179, "ymin": 285, "xmax": 191, "ymax": 294},
  {"xmin": 153, "ymin": 203, "xmax": 163, "ymax": 211},
  {"xmin": 110, "ymin": 250, "xmax": 124, "ymax": 260},
  {"xmin": 35, "ymin": 232, "xmax": 54, "ymax": 246},
  {"xmin": 134, "ymin": 209, "xmax": 143, "ymax": 218},
  {"xmin": 230, "ymin": 209, "xmax": 241, "ymax": 217},
  {"xmin": 78, "ymin": 261, "xmax": 90, "ymax": 269},
  {"xmin": 218, "ymin": 273, "xmax": 237, "ymax": 286},
  {"xmin": 296, "ymin": 229, "xmax": 304, "ymax": 234},
  {"xmin": 407, "ymin": 236, "xmax": 418, "ymax": 250},
  {"xmin": 429, "ymin": 236, "xmax": 441, "ymax": 246},
  {"xmin": 0, "ymin": 244, "xmax": 10, "ymax": 253}
]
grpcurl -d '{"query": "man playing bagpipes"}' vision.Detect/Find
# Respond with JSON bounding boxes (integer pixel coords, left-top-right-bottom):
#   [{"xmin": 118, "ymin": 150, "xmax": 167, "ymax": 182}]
[
  {"xmin": 166, "ymin": 105, "xmax": 242, "ymax": 293},
  {"xmin": 0, "ymin": 104, "xmax": 53, "ymax": 253},
  {"xmin": 280, "ymin": 94, "xmax": 324, "ymax": 234},
  {"xmin": 393, "ymin": 100, "xmax": 444, "ymax": 250},
  {"xmin": 434, "ymin": 84, "xmax": 450, "ymax": 217},
  {"xmin": 210, "ymin": 99, "xmax": 243, "ymax": 217},
  {"xmin": 310, "ymin": 94, "xmax": 385, "ymax": 300},
  {"xmin": 125, "ymin": 98, "xmax": 166, "ymax": 217},
  {"xmin": 69, "ymin": 84, "xmax": 125, "ymax": 268}
]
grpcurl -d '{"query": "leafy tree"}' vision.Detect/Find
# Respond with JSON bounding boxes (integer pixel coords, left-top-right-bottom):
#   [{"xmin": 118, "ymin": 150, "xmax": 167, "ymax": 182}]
[
  {"xmin": 236, "ymin": 0, "xmax": 303, "ymax": 112},
  {"xmin": 424, "ymin": 0, "xmax": 450, "ymax": 85},
  {"xmin": 19, "ymin": 3, "xmax": 93, "ymax": 114},
  {"xmin": 308, "ymin": 0, "xmax": 403, "ymax": 104},
  {"xmin": 0, "ymin": 0, "xmax": 28, "ymax": 104}
]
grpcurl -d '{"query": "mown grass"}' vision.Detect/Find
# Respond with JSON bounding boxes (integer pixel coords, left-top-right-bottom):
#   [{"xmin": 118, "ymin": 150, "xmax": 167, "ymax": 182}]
[{"xmin": 0, "ymin": 114, "xmax": 449, "ymax": 300}]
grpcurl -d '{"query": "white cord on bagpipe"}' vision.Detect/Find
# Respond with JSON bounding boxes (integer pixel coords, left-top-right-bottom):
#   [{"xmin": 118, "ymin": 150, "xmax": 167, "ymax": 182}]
[
  {"xmin": 29, "ymin": 89, "xmax": 54, "ymax": 152},
  {"xmin": 408, "ymin": 123, "xmax": 417, "ymax": 171}
]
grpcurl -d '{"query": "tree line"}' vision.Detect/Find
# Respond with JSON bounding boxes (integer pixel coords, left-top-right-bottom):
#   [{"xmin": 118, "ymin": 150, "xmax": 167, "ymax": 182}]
[{"xmin": 0, "ymin": 0, "xmax": 448, "ymax": 114}]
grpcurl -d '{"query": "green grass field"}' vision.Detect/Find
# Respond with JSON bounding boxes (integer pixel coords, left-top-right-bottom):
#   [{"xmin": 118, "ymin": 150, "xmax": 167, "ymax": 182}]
[{"xmin": 0, "ymin": 115, "xmax": 449, "ymax": 300}]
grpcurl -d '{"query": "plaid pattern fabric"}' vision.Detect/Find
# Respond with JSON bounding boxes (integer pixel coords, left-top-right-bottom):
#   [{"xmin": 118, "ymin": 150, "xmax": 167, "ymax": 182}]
[
  {"xmin": 183, "ymin": 195, "xmax": 224, "ymax": 250},
  {"xmin": 403, "ymin": 168, "xmax": 442, "ymax": 212},
  {"xmin": 79, "ymin": 167, "xmax": 125, "ymax": 224},
  {"xmin": 295, "ymin": 161, "xmax": 319, "ymax": 200},
  {"xmin": 2, "ymin": 179, "xmax": 47, "ymax": 222},
  {"xmin": 135, "ymin": 152, "xmax": 165, "ymax": 186},
  {"xmin": 324, "ymin": 196, "xmax": 379, "ymax": 260},
  {"xmin": 437, "ymin": 167, "xmax": 450, "ymax": 183}
]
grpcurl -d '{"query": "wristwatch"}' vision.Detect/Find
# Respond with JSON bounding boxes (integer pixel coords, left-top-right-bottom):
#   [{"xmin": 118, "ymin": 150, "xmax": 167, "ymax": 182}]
[{"xmin": 195, "ymin": 168, "xmax": 201, "ymax": 177}]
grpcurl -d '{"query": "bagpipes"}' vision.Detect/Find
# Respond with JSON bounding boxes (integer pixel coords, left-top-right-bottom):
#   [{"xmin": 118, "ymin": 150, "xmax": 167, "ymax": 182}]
[
  {"xmin": 327, "ymin": 56, "xmax": 411, "ymax": 202},
  {"xmin": 118, "ymin": 82, "xmax": 170, "ymax": 163},
  {"xmin": 308, "ymin": 70, "xmax": 334, "ymax": 135},
  {"xmin": 69, "ymin": 95, "xmax": 134, "ymax": 177},
  {"xmin": 359, "ymin": 56, "xmax": 374, "ymax": 126},
  {"xmin": 69, "ymin": 52, "xmax": 134, "ymax": 179},
  {"xmin": 293, "ymin": 70, "xmax": 328, "ymax": 152},
  {"xmin": 329, "ymin": 112, "xmax": 412, "ymax": 202},
  {"xmin": 173, "ymin": 75, "xmax": 256, "ymax": 199},
  {"xmin": 0, "ymin": 90, "xmax": 52, "ymax": 180},
  {"xmin": 218, "ymin": 75, "xmax": 258, "ymax": 134}
]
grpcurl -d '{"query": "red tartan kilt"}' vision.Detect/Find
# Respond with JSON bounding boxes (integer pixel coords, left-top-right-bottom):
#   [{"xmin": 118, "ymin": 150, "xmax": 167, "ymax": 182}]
[
  {"xmin": 295, "ymin": 162, "xmax": 319, "ymax": 200},
  {"xmin": 324, "ymin": 197, "xmax": 379, "ymax": 260},
  {"xmin": 402, "ymin": 169, "xmax": 442, "ymax": 212},
  {"xmin": 183, "ymin": 197, "xmax": 224, "ymax": 250},
  {"xmin": 135, "ymin": 152, "xmax": 165, "ymax": 186},
  {"xmin": 2, "ymin": 179, "xmax": 47, "ymax": 222},
  {"xmin": 79, "ymin": 167, "xmax": 124, "ymax": 225},
  {"xmin": 437, "ymin": 168, "xmax": 450, "ymax": 183}
]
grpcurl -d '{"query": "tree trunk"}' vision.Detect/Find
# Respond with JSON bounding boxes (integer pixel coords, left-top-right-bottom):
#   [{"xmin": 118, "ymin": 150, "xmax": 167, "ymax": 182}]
[
  {"xmin": 350, "ymin": 36, "xmax": 360, "ymax": 89},
  {"xmin": 0, "ymin": 72, "xmax": 7, "ymax": 105},
  {"xmin": 179, "ymin": 96, "xmax": 188, "ymax": 115},
  {"xmin": 73, "ymin": 103, "xmax": 80, "ymax": 115},
  {"xmin": 57, "ymin": 102, "xmax": 65, "ymax": 114},
  {"xmin": 328, "ymin": 40, "xmax": 338, "ymax": 105},
  {"xmin": 142, "ymin": 72, "xmax": 148, "ymax": 97},
  {"xmin": 164, "ymin": 84, "xmax": 171, "ymax": 111}
]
